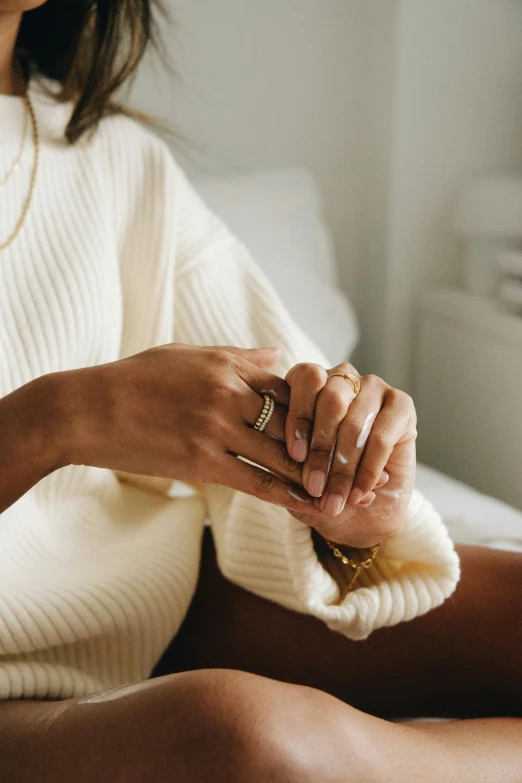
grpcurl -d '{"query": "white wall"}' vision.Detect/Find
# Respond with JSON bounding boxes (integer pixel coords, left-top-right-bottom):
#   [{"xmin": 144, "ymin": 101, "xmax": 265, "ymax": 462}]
[
  {"xmin": 373, "ymin": 0, "xmax": 522, "ymax": 389},
  {"xmin": 130, "ymin": 0, "xmax": 390, "ymax": 308}
]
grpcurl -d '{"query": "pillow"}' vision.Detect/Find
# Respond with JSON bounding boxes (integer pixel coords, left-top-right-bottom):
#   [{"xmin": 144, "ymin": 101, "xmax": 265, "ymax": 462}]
[{"xmin": 193, "ymin": 167, "xmax": 358, "ymax": 364}]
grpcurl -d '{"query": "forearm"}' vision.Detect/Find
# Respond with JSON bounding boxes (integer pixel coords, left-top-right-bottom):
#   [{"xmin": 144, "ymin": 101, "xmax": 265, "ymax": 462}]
[{"xmin": 0, "ymin": 374, "xmax": 68, "ymax": 513}]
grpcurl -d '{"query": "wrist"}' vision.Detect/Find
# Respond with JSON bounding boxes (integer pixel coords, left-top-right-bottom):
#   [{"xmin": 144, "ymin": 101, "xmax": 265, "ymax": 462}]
[
  {"xmin": 41, "ymin": 367, "xmax": 100, "ymax": 468},
  {"xmin": 21, "ymin": 372, "xmax": 74, "ymax": 474},
  {"xmin": 0, "ymin": 372, "xmax": 72, "ymax": 494}
]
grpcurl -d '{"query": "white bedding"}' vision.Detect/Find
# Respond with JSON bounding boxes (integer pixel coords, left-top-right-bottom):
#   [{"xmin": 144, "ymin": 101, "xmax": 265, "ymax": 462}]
[{"xmin": 416, "ymin": 463, "xmax": 522, "ymax": 552}]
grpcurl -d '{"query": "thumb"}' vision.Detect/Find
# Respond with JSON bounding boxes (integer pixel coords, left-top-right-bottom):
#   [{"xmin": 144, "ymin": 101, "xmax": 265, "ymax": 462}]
[{"xmin": 226, "ymin": 346, "xmax": 283, "ymax": 369}]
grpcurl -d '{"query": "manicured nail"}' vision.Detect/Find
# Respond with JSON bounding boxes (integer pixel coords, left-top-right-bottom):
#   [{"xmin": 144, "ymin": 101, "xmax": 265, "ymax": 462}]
[
  {"xmin": 377, "ymin": 470, "xmax": 389, "ymax": 487},
  {"xmin": 288, "ymin": 487, "xmax": 309, "ymax": 502},
  {"xmin": 308, "ymin": 470, "xmax": 327, "ymax": 498},
  {"xmin": 357, "ymin": 492, "xmax": 376, "ymax": 507},
  {"xmin": 348, "ymin": 487, "xmax": 364, "ymax": 506},
  {"xmin": 292, "ymin": 437, "xmax": 308, "ymax": 463},
  {"xmin": 287, "ymin": 488, "xmax": 321, "ymax": 514},
  {"xmin": 322, "ymin": 494, "xmax": 345, "ymax": 517}
]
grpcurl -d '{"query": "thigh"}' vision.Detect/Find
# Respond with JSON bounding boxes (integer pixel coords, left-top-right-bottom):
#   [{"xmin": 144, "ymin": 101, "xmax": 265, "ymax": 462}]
[
  {"xmin": 2, "ymin": 670, "xmax": 522, "ymax": 783},
  {"xmin": 0, "ymin": 671, "xmax": 298, "ymax": 783},
  {"xmin": 153, "ymin": 528, "xmax": 522, "ymax": 719},
  {"xmin": 0, "ymin": 668, "xmax": 417, "ymax": 783}
]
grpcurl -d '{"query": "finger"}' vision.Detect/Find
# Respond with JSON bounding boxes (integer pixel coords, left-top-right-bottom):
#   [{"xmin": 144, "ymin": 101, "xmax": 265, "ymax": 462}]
[
  {"xmin": 236, "ymin": 362, "xmax": 291, "ymax": 407},
  {"xmin": 303, "ymin": 373, "xmax": 358, "ymax": 499},
  {"xmin": 285, "ymin": 363, "xmax": 328, "ymax": 464},
  {"xmin": 321, "ymin": 379, "xmax": 385, "ymax": 515},
  {"xmin": 232, "ymin": 428, "xmax": 304, "ymax": 486},
  {"xmin": 375, "ymin": 470, "xmax": 389, "ymax": 489},
  {"xmin": 345, "ymin": 472, "xmax": 387, "ymax": 508},
  {"xmin": 356, "ymin": 490, "xmax": 376, "ymax": 508},
  {"xmin": 347, "ymin": 388, "xmax": 414, "ymax": 506},
  {"xmin": 225, "ymin": 346, "xmax": 283, "ymax": 369},
  {"xmin": 222, "ymin": 456, "xmax": 321, "ymax": 515}
]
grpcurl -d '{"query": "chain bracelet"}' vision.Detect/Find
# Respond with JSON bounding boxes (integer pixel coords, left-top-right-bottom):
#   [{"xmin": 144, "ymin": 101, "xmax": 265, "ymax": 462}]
[{"xmin": 325, "ymin": 539, "xmax": 382, "ymax": 599}]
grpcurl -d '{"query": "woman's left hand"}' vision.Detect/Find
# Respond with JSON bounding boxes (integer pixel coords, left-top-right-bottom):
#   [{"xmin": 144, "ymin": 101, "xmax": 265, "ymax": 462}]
[{"xmin": 284, "ymin": 362, "xmax": 417, "ymax": 548}]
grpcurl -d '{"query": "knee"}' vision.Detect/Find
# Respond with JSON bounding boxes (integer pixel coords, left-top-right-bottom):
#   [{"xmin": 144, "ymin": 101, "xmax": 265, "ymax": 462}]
[
  {"xmin": 172, "ymin": 669, "xmax": 381, "ymax": 783},
  {"xmin": 56, "ymin": 669, "xmax": 382, "ymax": 783}
]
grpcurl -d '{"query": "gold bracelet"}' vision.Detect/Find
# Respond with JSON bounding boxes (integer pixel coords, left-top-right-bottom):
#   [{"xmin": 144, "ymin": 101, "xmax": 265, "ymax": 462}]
[{"xmin": 325, "ymin": 539, "xmax": 382, "ymax": 599}]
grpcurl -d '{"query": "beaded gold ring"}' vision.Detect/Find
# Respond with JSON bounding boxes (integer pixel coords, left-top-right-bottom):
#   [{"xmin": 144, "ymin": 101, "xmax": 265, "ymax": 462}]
[{"xmin": 253, "ymin": 394, "xmax": 275, "ymax": 433}]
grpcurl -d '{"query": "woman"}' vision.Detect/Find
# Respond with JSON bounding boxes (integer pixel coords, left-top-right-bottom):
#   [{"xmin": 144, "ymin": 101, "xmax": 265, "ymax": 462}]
[{"xmin": 0, "ymin": 2, "xmax": 520, "ymax": 781}]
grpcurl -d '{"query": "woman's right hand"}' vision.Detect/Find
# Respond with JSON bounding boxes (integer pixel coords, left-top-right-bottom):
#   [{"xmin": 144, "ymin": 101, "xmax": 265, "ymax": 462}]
[{"xmin": 57, "ymin": 344, "xmax": 321, "ymax": 515}]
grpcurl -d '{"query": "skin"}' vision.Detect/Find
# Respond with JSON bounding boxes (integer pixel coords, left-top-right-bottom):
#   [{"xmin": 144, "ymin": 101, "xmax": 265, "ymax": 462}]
[
  {"xmin": 286, "ymin": 362, "xmax": 417, "ymax": 547},
  {"xmin": 0, "ymin": 2, "xmax": 45, "ymax": 93},
  {"xmin": 1, "ymin": 533, "xmax": 521, "ymax": 782},
  {"xmin": 0, "ymin": 6, "xmax": 521, "ymax": 781}
]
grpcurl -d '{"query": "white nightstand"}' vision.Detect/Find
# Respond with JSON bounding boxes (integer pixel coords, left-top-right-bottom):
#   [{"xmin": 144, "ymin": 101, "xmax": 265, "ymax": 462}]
[{"xmin": 415, "ymin": 288, "xmax": 522, "ymax": 510}]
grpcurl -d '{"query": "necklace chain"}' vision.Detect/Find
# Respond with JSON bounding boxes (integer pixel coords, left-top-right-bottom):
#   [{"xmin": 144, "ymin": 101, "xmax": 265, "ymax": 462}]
[
  {"xmin": 0, "ymin": 91, "xmax": 40, "ymax": 253},
  {"xmin": 0, "ymin": 107, "xmax": 28, "ymax": 189}
]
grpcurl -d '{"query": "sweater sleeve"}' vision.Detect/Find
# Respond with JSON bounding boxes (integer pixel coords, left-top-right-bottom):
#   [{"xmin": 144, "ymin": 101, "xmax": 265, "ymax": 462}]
[{"xmin": 172, "ymin": 165, "xmax": 460, "ymax": 641}]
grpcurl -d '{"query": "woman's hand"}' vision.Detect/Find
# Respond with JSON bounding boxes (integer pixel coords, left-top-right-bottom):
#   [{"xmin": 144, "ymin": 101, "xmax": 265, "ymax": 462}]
[
  {"xmin": 284, "ymin": 362, "xmax": 417, "ymax": 547},
  {"xmin": 57, "ymin": 344, "xmax": 321, "ymax": 516}
]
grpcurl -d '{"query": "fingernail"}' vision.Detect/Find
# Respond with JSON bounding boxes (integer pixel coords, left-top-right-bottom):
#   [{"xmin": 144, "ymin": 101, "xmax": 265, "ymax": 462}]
[
  {"xmin": 378, "ymin": 470, "xmax": 390, "ymax": 486},
  {"xmin": 358, "ymin": 492, "xmax": 376, "ymax": 507},
  {"xmin": 308, "ymin": 470, "xmax": 327, "ymax": 498},
  {"xmin": 288, "ymin": 487, "xmax": 311, "ymax": 503},
  {"xmin": 292, "ymin": 438, "xmax": 308, "ymax": 463},
  {"xmin": 348, "ymin": 488, "xmax": 364, "ymax": 506},
  {"xmin": 322, "ymin": 494, "xmax": 345, "ymax": 517},
  {"xmin": 287, "ymin": 488, "xmax": 322, "ymax": 514}
]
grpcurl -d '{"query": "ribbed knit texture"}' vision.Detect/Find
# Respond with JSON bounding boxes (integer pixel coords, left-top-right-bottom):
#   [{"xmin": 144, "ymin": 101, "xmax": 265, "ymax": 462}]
[{"xmin": 0, "ymin": 82, "xmax": 460, "ymax": 701}]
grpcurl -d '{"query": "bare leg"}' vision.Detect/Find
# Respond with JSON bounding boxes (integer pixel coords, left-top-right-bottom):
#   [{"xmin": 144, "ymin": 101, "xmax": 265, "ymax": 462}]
[
  {"xmin": 154, "ymin": 529, "xmax": 522, "ymax": 719},
  {"xmin": 1, "ymin": 530, "xmax": 521, "ymax": 781},
  {"xmin": 0, "ymin": 670, "xmax": 521, "ymax": 783}
]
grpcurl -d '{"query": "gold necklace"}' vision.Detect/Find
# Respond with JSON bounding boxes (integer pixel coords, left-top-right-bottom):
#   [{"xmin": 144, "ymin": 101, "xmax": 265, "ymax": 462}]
[
  {"xmin": 0, "ymin": 91, "xmax": 40, "ymax": 253},
  {"xmin": 0, "ymin": 106, "xmax": 28, "ymax": 189}
]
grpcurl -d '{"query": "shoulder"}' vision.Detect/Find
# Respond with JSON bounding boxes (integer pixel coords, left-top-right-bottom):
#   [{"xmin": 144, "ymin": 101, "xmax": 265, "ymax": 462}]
[
  {"xmin": 97, "ymin": 116, "xmax": 232, "ymax": 259},
  {"xmin": 95, "ymin": 114, "xmax": 230, "ymax": 270},
  {"xmin": 93, "ymin": 112, "xmax": 183, "ymax": 186},
  {"xmin": 92, "ymin": 114, "xmax": 200, "ymax": 245},
  {"xmin": 31, "ymin": 81, "xmax": 230, "ymax": 265},
  {"xmin": 95, "ymin": 112, "xmax": 170, "ymax": 159},
  {"xmin": 31, "ymin": 78, "xmax": 183, "ymax": 184}
]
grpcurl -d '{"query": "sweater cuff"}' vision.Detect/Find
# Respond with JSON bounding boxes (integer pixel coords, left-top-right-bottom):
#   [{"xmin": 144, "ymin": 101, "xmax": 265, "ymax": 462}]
[
  {"xmin": 208, "ymin": 486, "xmax": 460, "ymax": 641},
  {"xmin": 283, "ymin": 489, "xmax": 461, "ymax": 640}
]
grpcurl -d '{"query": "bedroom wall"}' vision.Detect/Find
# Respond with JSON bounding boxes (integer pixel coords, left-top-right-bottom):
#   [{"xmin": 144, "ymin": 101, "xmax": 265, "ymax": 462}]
[
  {"xmin": 129, "ymin": 0, "xmax": 391, "ymax": 308},
  {"xmin": 366, "ymin": 0, "xmax": 522, "ymax": 389}
]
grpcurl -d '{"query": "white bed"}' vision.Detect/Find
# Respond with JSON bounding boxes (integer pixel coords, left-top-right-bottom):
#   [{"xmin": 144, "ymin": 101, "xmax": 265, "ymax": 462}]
[{"xmin": 194, "ymin": 167, "xmax": 522, "ymax": 553}]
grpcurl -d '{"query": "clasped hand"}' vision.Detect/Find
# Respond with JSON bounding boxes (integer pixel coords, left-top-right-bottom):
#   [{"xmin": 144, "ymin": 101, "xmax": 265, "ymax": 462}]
[{"xmin": 67, "ymin": 344, "xmax": 417, "ymax": 548}]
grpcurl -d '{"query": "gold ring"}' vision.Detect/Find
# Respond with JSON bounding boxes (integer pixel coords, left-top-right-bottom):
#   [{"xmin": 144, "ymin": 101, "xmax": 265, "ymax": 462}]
[
  {"xmin": 329, "ymin": 372, "xmax": 361, "ymax": 397},
  {"xmin": 253, "ymin": 394, "xmax": 275, "ymax": 433}
]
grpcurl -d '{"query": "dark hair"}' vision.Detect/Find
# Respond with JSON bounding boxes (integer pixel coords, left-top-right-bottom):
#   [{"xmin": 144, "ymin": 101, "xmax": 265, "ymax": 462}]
[{"xmin": 17, "ymin": 0, "xmax": 163, "ymax": 144}]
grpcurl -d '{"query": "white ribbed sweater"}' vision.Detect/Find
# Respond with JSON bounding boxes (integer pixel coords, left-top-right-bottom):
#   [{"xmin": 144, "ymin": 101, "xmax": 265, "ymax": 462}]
[{"xmin": 0, "ymin": 83, "xmax": 460, "ymax": 701}]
